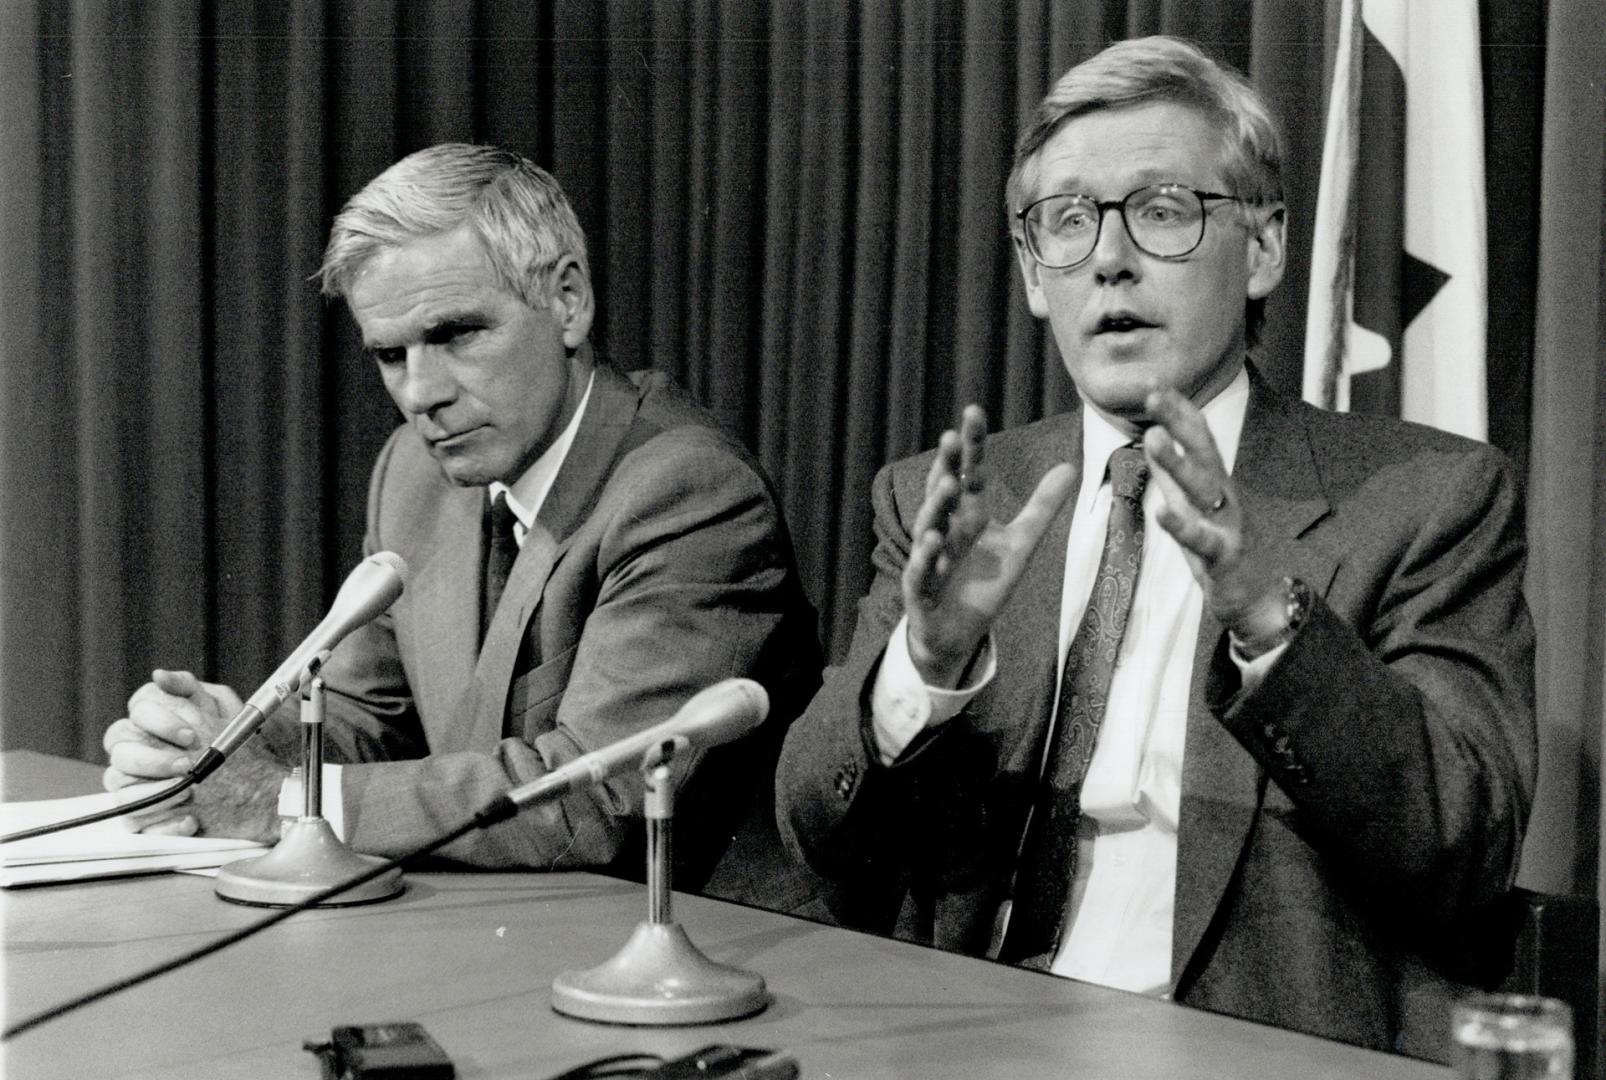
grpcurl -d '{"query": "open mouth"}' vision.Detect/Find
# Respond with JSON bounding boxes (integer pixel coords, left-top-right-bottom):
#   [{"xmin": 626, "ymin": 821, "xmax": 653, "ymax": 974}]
[{"xmin": 1095, "ymin": 313, "xmax": 1157, "ymax": 334}]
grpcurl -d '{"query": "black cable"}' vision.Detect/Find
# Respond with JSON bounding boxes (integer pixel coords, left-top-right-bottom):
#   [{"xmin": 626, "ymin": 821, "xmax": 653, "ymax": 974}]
[
  {"xmin": 2, "ymin": 793, "xmax": 518, "ymax": 1041},
  {"xmin": 0, "ymin": 774, "xmax": 198, "ymax": 845},
  {"xmin": 543, "ymin": 1052, "xmax": 665, "ymax": 1079}
]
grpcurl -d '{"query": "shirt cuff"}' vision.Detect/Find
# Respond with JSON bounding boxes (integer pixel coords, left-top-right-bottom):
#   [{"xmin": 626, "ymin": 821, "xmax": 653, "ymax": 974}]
[
  {"xmin": 869, "ymin": 615, "xmax": 997, "ymax": 764},
  {"xmin": 277, "ymin": 764, "xmax": 347, "ymax": 840},
  {"xmin": 1228, "ymin": 637, "xmax": 1288, "ymax": 692}
]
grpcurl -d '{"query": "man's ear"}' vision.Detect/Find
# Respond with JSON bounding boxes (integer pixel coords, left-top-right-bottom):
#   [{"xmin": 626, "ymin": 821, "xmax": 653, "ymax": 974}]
[
  {"xmin": 548, "ymin": 255, "xmax": 595, "ymax": 349},
  {"xmin": 1246, "ymin": 204, "xmax": 1287, "ymax": 301},
  {"xmin": 1013, "ymin": 234, "xmax": 1051, "ymax": 319}
]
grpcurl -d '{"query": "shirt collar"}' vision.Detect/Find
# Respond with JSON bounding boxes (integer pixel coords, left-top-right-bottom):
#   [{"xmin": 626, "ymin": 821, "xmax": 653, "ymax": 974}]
[
  {"xmin": 1078, "ymin": 365, "xmax": 1250, "ymax": 502},
  {"xmin": 489, "ymin": 370, "xmax": 596, "ymax": 540}
]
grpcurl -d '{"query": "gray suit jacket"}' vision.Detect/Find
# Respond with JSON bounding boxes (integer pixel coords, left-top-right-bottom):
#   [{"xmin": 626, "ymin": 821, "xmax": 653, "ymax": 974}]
[
  {"xmin": 776, "ymin": 370, "xmax": 1535, "ymax": 1057},
  {"xmin": 267, "ymin": 362, "xmax": 820, "ymax": 897}
]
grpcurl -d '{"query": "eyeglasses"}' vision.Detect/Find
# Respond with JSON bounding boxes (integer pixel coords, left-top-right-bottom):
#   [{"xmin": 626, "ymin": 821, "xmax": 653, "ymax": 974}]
[{"xmin": 1015, "ymin": 183, "xmax": 1244, "ymax": 269}]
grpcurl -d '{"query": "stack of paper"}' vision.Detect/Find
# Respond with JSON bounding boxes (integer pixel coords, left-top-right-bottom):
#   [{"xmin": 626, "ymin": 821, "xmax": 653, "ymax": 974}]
[{"xmin": 0, "ymin": 792, "xmax": 266, "ymax": 887}]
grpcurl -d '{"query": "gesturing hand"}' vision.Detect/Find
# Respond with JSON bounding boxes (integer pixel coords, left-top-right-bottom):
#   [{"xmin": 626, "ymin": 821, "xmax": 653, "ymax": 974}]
[
  {"xmin": 904, "ymin": 405, "xmax": 1075, "ymax": 688},
  {"xmin": 1141, "ymin": 387, "xmax": 1287, "ymax": 641}
]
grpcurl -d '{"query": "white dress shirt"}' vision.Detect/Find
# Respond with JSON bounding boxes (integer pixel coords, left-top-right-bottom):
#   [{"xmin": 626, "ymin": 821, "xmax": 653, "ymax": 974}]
[
  {"xmin": 872, "ymin": 367, "xmax": 1275, "ymax": 996},
  {"xmin": 280, "ymin": 373, "xmax": 596, "ymax": 832}
]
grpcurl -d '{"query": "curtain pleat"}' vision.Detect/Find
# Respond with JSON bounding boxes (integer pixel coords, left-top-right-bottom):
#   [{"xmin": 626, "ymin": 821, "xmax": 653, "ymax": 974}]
[
  {"xmin": 141, "ymin": 1, "xmax": 209, "ymax": 691},
  {"xmin": 70, "ymin": 7, "xmax": 136, "ymax": 759},
  {"xmin": 600, "ymin": 1, "xmax": 668, "ymax": 388},
  {"xmin": 2, "ymin": 1, "xmax": 1593, "ymax": 914},
  {"xmin": 702, "ymin": 1, "xmax": 774, "ymax": 438},
  {"xmin": 3, "ymin": 0, "xmax": 79, "ymax": 759},
  {"xmin": 212, "ymin": 2, "xmax": 306, "ymax": 683},
  {"xmin": 832, "ymin": 2, "xmax": 900, "ymax": 643},
  {"xmin": 949, "ymin": 3, "xmax": 1017, "ymax": 423}
]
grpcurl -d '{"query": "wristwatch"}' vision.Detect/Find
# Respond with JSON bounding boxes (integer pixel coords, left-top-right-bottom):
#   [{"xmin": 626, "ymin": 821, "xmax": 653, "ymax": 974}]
[{"xmin": 1230, "ymin": 575, "xmax": 1312, "ymax": 660}]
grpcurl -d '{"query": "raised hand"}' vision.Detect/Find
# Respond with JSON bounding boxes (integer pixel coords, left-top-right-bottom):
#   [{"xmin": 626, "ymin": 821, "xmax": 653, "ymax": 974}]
[
  {"xmin": 904, "ymin": 405, "xmax": 1075, "ymax": 687},
  {"xmin": 1141, "ymin": 387, "xmax": 1286, "ymax": 643}
]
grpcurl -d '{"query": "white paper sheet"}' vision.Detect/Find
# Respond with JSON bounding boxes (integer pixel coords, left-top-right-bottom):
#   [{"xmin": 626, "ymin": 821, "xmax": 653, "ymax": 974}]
[{"xmin": 0, "ymin": 791, "xmax": 265, "ymax": 886}]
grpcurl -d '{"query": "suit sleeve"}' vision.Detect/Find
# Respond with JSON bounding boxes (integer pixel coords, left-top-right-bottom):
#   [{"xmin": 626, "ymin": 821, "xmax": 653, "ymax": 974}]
[
  {"xmin": 332, "ymin": 431, "xmax": 812, "ymax": 868},
  {"xmin": 775, "ymin": 459, "xmax": 944, "ymax": 933},
  {"xmin": 1217, "ymin": 443, "xmax": 1536, "ymax": 926}
]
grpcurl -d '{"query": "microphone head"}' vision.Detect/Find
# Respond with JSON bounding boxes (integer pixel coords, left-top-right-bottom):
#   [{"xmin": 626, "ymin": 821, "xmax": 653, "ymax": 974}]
[
  {"xmin": 226, "ymin": 551, "xmax": 412, "ymax": 745},
  {"xmin": 499, "ymin": 678, "xmax": 771, "ymax": 810},
  {"xmin": 366, "ymin": 550, "xmax": 408, "ymax": 585},
  {"xmin": 329, "ymin": 551, "xmax": 408, "ymax": 624},
  {"xmin": 674, "ymin": 677, "xmax": 769, "ymax": 749}
]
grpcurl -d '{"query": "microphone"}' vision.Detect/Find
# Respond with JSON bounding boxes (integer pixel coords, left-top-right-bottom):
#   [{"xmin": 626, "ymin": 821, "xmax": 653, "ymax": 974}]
[
  {"xmin": 2, "ymin": 676, "xmax": 766, "ymax": 1034},
  {"xmin": 502, "ymin": 678, "xmax": 769, "ymax": 811},
  {"xmin": 192, "ymin": 552, "xmax": 408, "ymax": 780}
]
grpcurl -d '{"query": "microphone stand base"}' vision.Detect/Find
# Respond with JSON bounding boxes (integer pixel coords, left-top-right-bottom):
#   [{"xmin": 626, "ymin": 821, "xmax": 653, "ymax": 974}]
[
  {"xmin": 214, "ymin": 817, "xmax": 404, "ymax": 908},
  {"xmin": 551, "ymin": 920, "xmax": 768, "ymax": 1025}
]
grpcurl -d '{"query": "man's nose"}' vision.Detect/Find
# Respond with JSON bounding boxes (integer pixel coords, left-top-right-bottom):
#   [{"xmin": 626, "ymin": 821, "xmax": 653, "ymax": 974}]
[
  {"xmin": 1090, "ymin": 205, "xmax": 1142, "ymax": 282},
  {"xmin": 392, "ymin": 347, "xmax": 457, "ymax": 415}
]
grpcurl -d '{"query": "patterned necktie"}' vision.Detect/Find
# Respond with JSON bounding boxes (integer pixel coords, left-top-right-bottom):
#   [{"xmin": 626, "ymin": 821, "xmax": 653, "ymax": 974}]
[
  {"xmin": 481, "ymin": 490, "xmax": 521, "ymax": 644},
  {"xmin": 999, "ymin": 443, "xmax": 1149, "ymax": 965}
]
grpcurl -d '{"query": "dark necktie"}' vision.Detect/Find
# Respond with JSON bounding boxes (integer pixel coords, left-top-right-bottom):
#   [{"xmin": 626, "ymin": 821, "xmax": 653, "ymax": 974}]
[
  {"xmin": 998, "ymin": 444, "xmax": 1149, "ymax": 965},
  {"xmin": 481, "ymin": 490, "xmax": 521, "ymax": 644}
]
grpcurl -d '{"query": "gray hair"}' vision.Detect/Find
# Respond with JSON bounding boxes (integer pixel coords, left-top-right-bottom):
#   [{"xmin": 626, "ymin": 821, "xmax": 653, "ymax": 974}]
[
  {"xmin": 319, "ymin": 143, "xmax": 589, "ymax": 305},
  {"xmin": 1006, "ymin": 37, "xmax": 1285, "ymax": 343}
]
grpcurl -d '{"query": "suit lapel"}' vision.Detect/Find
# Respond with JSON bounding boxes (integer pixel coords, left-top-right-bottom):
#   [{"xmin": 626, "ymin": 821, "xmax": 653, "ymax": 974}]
[
  {"xmin": 991, "ymin": 411, "xmax": 1084, "ymax": 773},
  {"xmin": 1171, "ymin": 371, "xmax": 1337, "ymax": 987},
  {"xmin": 465, "ymin": 364, "xmax": 645, "ymax": 743}
]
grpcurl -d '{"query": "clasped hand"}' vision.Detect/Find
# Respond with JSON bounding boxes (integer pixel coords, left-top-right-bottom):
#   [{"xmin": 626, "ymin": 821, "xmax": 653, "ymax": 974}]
[{"xmin": 102, "ymin": 669, "xmax": 286, "ymax": 842}]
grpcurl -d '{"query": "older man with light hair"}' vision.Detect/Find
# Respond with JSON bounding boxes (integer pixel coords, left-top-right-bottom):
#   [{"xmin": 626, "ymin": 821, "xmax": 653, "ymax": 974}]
[{"xmin": 105, "ymin": 144, "xmax": 821, "ymax": 903}]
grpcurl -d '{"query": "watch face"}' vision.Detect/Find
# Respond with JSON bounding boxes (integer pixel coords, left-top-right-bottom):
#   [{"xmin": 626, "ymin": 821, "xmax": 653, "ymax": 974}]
[
  {"xmin": 1285, "ymin": 577, "xmax": 1311, "ymax": 631},
  {"xmin": 1229, "ymin": 578, "xmax": 1310, "ymax": 659}
]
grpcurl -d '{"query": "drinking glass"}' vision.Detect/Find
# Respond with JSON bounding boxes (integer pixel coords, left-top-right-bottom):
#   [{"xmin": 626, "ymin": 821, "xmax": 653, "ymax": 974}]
[{"xmin": 1451, "ymin": 993, "xmax": 1573, "ymax": 1080}]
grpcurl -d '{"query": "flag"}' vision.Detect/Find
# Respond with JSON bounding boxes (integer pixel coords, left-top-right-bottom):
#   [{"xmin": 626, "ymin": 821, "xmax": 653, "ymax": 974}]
[{"xmin": 1302, "ymin": 0, "xmax": 1487, "ymax": 441}]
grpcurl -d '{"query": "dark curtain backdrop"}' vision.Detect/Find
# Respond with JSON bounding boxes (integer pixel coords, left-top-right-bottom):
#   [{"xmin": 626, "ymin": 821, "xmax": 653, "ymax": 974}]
[{"xmin": 2, "ymin": 0, "xmax": 1597, "ymax": 922}]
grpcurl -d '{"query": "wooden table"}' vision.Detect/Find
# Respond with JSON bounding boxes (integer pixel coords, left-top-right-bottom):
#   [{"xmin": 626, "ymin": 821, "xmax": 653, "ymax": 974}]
[{"xmin": 1, "ymin": 752, "xmax": 1450, "ymax": 1079}]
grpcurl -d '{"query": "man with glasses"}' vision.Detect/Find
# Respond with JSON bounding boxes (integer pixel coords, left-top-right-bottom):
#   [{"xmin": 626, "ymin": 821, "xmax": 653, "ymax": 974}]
[
  {"xmin": 103, "ymin": 145, "xmax": 821, "ymax": 906},
  {"xmin": 778, "ymin": 37, "xmax": 1533, "ymax": 1059}
]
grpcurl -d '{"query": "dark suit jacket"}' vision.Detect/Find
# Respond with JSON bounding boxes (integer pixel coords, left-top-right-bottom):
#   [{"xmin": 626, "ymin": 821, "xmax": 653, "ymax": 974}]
[
  {"xmin": 265, "ymin": 361, "xmax": 820, "ymax": 900},
  {"xmin": 776, "ymin": 370, "xmax": 1535, "ymax": 1058}
]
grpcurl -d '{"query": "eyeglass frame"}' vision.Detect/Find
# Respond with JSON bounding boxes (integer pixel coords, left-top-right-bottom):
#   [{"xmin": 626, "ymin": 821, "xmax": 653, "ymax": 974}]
[{"xmin": 1013, "ymin": 184, "xmax": 1248, "ymax": 269}]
